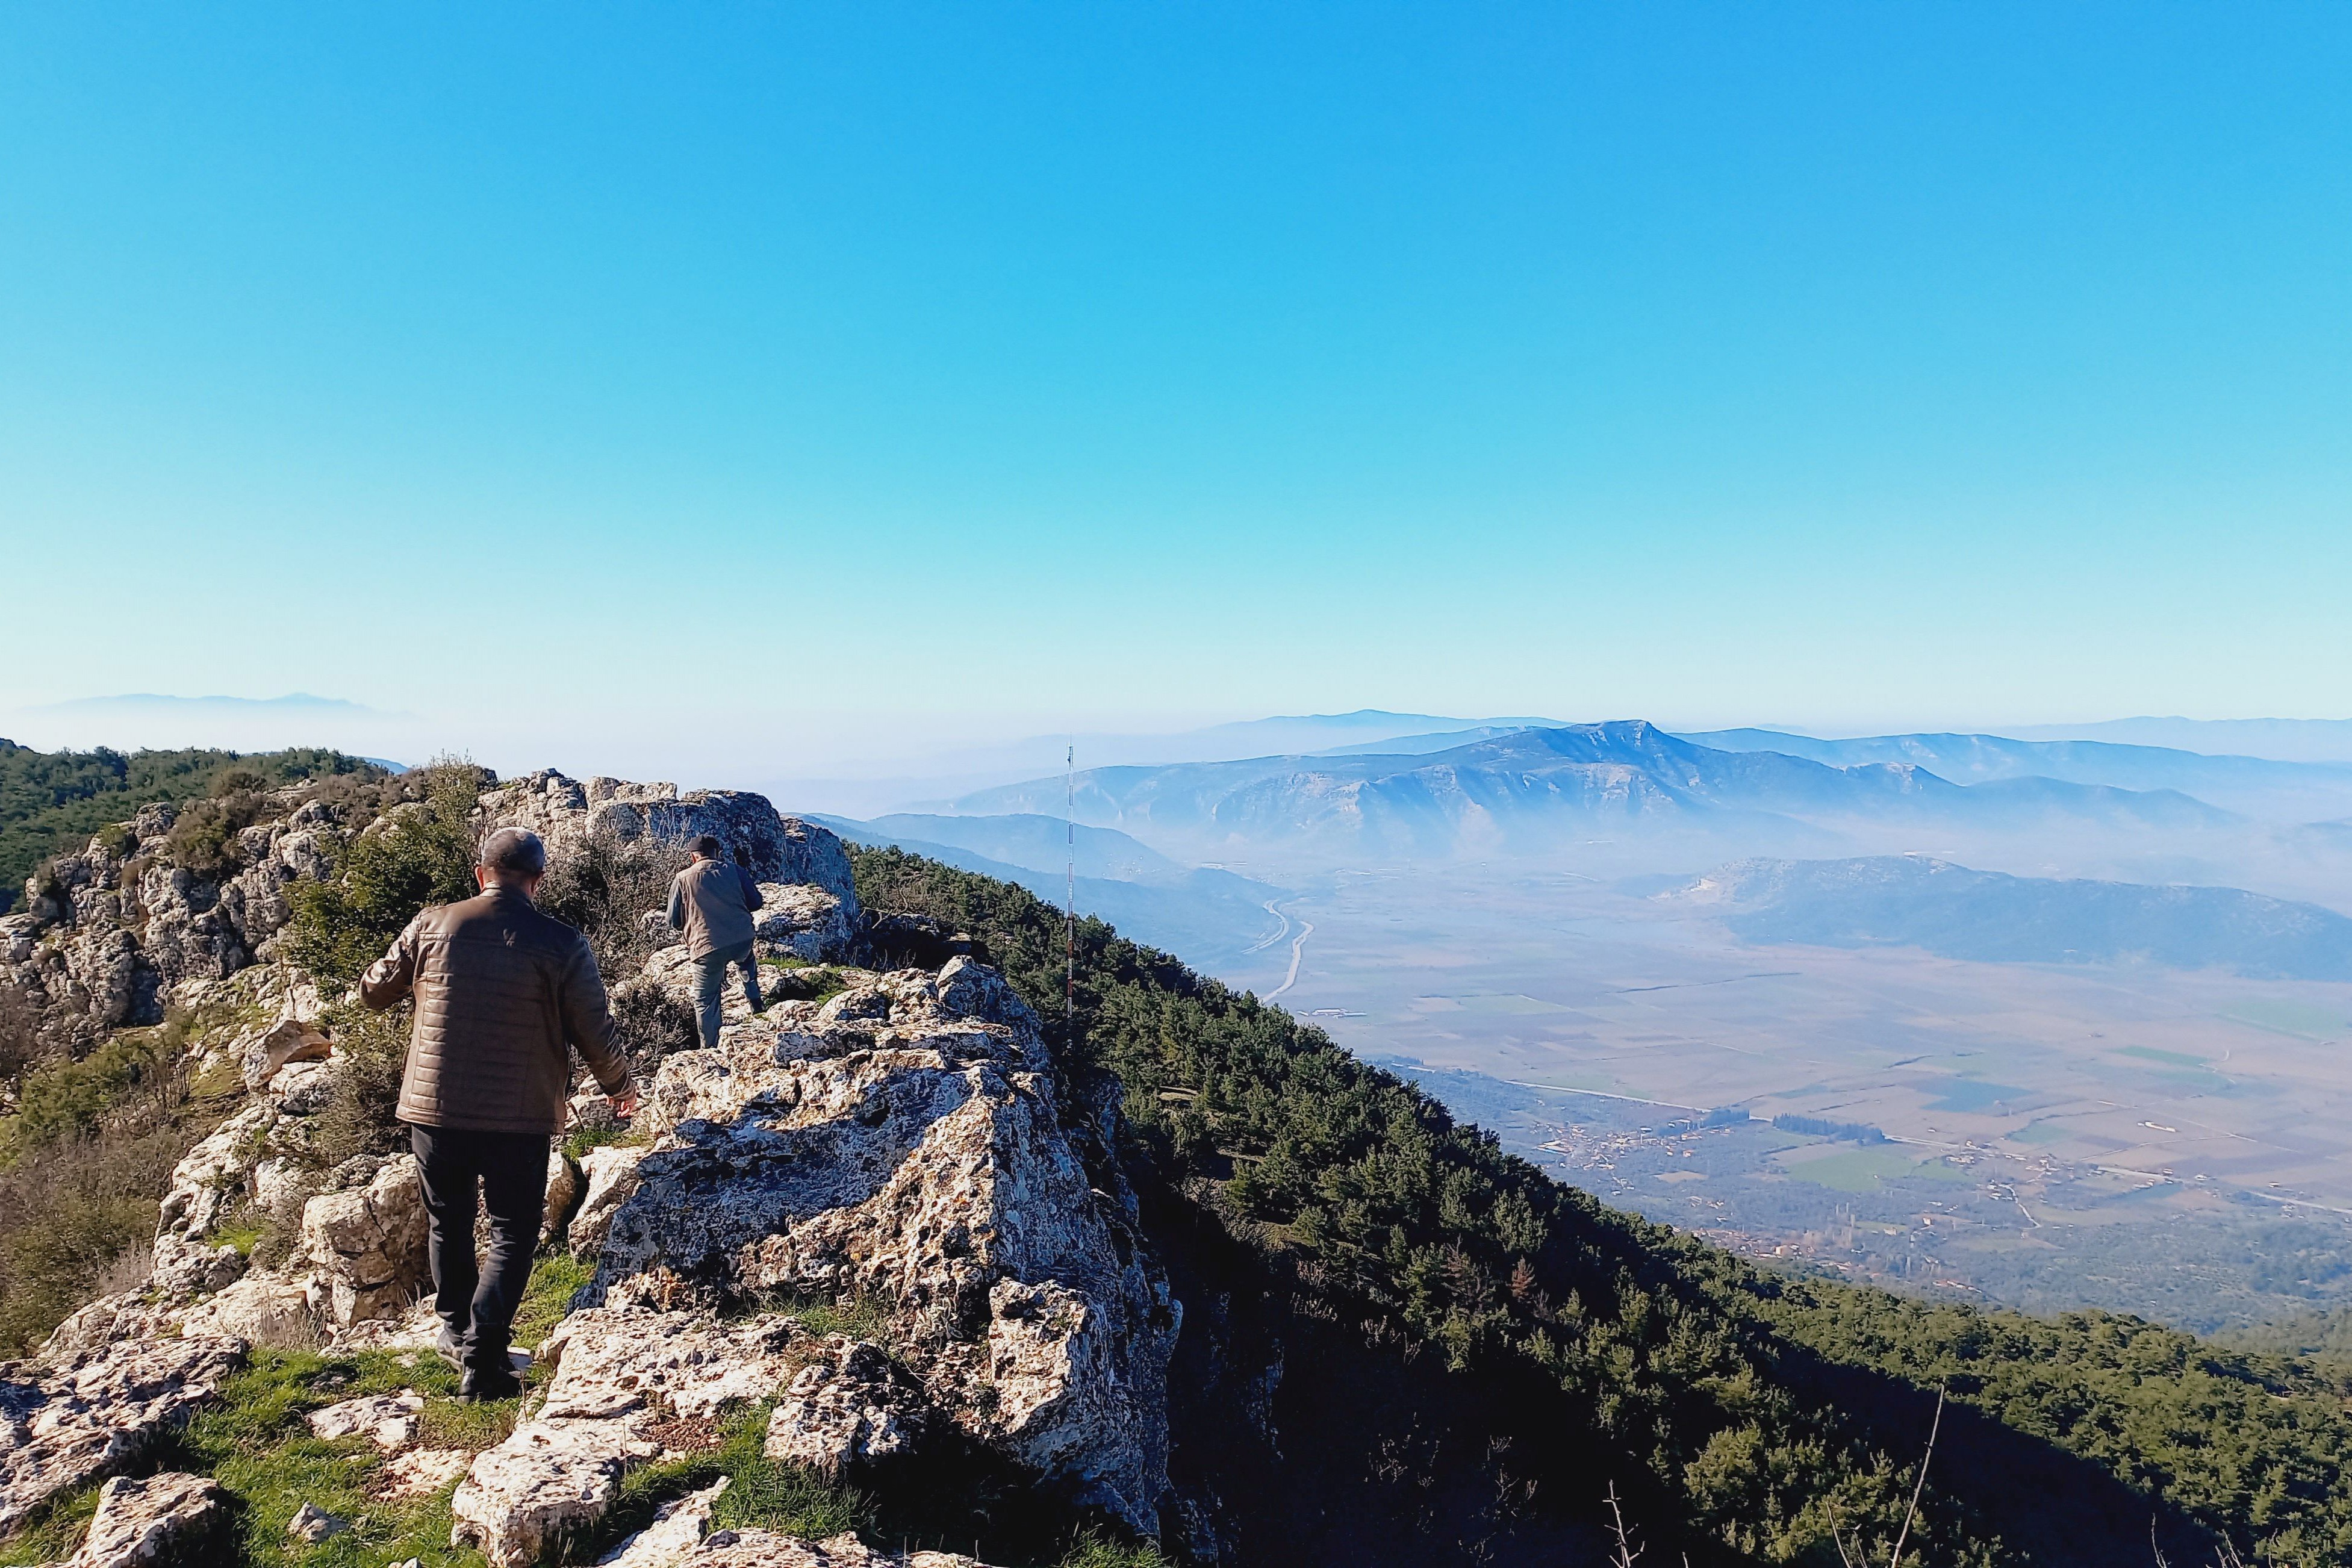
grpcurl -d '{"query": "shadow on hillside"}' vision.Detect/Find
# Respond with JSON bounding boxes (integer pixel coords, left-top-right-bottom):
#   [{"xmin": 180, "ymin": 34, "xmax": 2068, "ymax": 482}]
[{"xmin": 1137, "ymin": 1177, "xmax": 2221, "ymax": 1568}]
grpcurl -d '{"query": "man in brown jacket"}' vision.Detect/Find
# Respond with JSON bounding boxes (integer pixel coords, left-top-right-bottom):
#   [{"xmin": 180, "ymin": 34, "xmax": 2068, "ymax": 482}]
[
  {"xmin": 667, "ymin": 833, "xmax": 765, "ymax": 1050},
  {"xmin": 361, "ymin": 826, "xmax": 636, "ymax": 1399}
]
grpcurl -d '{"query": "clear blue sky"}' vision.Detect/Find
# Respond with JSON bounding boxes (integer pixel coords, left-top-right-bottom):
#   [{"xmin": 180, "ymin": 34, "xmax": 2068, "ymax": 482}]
[{"xmin": 4, "ymin": 4, "xmax": 2348, "ymax": 773}]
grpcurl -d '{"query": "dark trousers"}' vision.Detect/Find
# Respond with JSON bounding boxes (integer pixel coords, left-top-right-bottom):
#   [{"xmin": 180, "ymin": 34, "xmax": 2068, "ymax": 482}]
[
  {"xmin": 695, "ymin": 938, "xmax": 762, "ymax": 1050},
  {"xmin": 409, "ymin": 1124, "xmax": 549, "ymax": 1372}
]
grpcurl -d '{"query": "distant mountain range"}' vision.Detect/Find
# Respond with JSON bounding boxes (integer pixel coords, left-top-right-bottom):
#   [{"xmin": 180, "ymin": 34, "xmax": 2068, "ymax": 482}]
[
  {"xmin": 1680, "ymin": 855, "xmax": 2352, "ymax": 982},
  {"xmin": 2009, "ymin": 716, "xmax": 2352, "ymax": 764},
  {"xmin": 1682, "ymin": 728, "xmax": 2352, "ymax": 814},
  {"xmin": 814, "ymin": 811, "xmax": 1287, "ymax": 966},
  {"xmin": 948, "ymin": 721, "xmax": 2238, "ymax": 857}
]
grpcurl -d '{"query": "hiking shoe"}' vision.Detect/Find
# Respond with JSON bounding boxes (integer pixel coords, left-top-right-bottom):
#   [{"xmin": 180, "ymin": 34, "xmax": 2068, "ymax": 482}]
[
  {"xmin": 459, "ymin": 1365, "xmax": 523, "ymax": 1402},
  {"xmin": 435, "ymin": 1325, "xmax": 464, "ymax": 1372}
]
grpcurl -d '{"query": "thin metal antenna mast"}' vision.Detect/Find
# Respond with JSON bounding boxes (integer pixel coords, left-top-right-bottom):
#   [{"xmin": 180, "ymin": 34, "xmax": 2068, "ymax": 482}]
[{"xmin": 1065, "ymin": 745, "xmax": 1076, "ymax": 1024}]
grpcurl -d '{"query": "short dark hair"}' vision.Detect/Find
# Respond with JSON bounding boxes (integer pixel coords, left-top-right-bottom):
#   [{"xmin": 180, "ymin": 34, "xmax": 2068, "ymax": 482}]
[
  {"xmin": 689, "ymin": 834, "xmax": 723, "ymax": 858},
  {"xmin": 478, "ymin": 826, "xmax": 547, "ymax": 876}
]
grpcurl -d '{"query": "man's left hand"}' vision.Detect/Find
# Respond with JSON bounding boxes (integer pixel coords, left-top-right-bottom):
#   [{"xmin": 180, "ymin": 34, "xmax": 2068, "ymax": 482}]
[{"xmin": 610, "ymin": 1087, "xmax": 641, "ymax": 1121}]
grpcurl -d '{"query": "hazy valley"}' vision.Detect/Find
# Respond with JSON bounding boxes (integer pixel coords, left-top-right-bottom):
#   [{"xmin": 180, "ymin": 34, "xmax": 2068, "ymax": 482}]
[{"xmin": 842, "ymin": 715, "xmax": 2352, "ymax": 1336}]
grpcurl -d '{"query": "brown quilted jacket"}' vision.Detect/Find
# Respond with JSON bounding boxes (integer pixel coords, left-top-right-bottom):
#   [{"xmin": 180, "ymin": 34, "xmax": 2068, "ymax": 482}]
[{"xmin": 359, "ymin": 885, "xmax": 632, "ymax": 1135}]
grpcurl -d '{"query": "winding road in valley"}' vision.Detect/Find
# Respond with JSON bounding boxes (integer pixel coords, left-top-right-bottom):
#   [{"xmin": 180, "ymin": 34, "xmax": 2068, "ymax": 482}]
[{"xmin": 1268, "ymin": 904, "xmax": 1315, "ymax": 1000}]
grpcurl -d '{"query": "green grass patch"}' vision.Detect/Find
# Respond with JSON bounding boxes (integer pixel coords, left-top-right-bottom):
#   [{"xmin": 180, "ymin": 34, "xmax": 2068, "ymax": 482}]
[
  {"xmin": 137, "ymin": 1346, "xmax": 490, "ymax": 1568},
  {"xmin": 730, "ymin": 1289, "xmax": 894, "ymax": 1344},
  {"xmin": 2008, "ymin": 1119, "xmax": 2078, "ymax": 1146},
  {"xmin": 512, "ymin": 1252, "xmax": 595, "ymax": 1351},
  {"xmin": 561, "ymin": 1124, "xmax": 647, "ymax": 1162},
  {"xmin": 2117, "ymin": 1044, "xmax": 2210, "ymax": 1068},
  {"xmin": 1780, "ymin": 1146, "xmax": 1973, "ymax": 1193},
  {"xmin": 565, "ymin": 1401, "xmax": 874, "ymax": 1563},
  {"xmin": 1056, "ymin": 1533, "xmax": 1171, "ymax": 1568},
  {"xmin": 2219, "ymin": 998, "xmax": 2348, "ymax": 1041},
  {"xmin": 0, "ymin": 1480, "xmax": 104, "ymax": 1566},
  {"xmin": 1918, "ymin": 1078, "xmax": 2033, "ymax": 1114}
]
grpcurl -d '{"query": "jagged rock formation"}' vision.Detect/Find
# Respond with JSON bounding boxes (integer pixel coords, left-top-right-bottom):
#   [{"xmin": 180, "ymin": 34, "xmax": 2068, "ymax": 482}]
[
  {"xmin": 478, "ymin": 772, "xmax": 857, "ymax": 904},
  {"xmin": 67, "ymin": 1470, "xmax": 228, "ymax": 1568},
  {"xmin": 0, "ymin": 1336, "xmax": 248, "ymax": 1532},
  {"xmin": 4, "ymin": 770, "xmax": 1170, "ymax": 1568},
  {"xmin": 453, "ymin": 951, "xmax": 1178, "ymax": 1562},
  {"xmin": 1, "ymin": 795, "xmax": 337, "ymax": 1034}
]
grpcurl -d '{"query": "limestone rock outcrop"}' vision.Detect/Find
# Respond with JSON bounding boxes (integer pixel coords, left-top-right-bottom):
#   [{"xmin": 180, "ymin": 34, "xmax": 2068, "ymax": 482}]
[
  {"xmin": 5, "ymin": 795, "xmax": 344, "ymax": 1034},
  {"xmin": 67, "ymin": 1471, "xmax": 227, "ymax": 1568},
  {"xmin": 752, "ymin": 884, "xmax": 856, "ymax": 963},
  {"xmin": 0, "ymin": 1336, "xmax": 247, "ymax": 1532},
  {"xmin": 452, "ymin": 1307, "xmax": 809, "ymax": 1566},
  {"xmin": 478, "ymin": 772, "xmax": 858, "ymax": 907},
  {"xmin": 299, "ymin": 1154, "xmax": 431, "ymax": 1328},
  {"xmin": 580, "ymin": 955, "xmax": 1178, "ymax": 1533},
  {"xmin": 6, "ymin": 770, "xmax": 1173, "ymax": 1568}
]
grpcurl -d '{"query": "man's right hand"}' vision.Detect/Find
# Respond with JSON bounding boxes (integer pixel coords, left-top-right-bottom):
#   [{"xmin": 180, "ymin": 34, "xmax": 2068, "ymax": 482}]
[{"xmin": 610, "ymin": 1087, "xmax": 641, "ymax": 1121}]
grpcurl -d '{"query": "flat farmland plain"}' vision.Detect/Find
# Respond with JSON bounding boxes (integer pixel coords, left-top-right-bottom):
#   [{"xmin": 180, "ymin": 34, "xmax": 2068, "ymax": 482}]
[{"xmin": 1223, "ymin": 864, "xmax": 2352, "ymax": 1328}]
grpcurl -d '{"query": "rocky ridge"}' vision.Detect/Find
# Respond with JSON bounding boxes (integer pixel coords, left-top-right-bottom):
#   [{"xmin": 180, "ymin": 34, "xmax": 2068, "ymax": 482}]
[{"xmin": 1, "ymin": 768, "xmax": 1180, "ymax": 1567}]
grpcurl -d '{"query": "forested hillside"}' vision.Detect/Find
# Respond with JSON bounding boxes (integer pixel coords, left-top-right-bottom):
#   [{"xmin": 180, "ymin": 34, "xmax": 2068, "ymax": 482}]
[
  {"xmin": 0, "ymin": 741, "xmax": 378, "ymax": 912},
  {"xmin": 854, "ymin": 846, "xmax": 2352, "ymax": 1567}
]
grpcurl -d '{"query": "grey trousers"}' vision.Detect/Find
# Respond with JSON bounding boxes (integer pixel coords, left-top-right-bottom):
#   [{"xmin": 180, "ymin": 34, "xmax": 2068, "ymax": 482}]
[{"xmin": 695, "ymin": 938, "xmax": 762, "ymax": 1050}]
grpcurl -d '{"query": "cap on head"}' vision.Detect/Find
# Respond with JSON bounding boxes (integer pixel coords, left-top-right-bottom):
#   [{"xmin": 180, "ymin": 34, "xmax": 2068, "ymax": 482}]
[
  {"xmin": 478, "ymin": 826, "xmax": 548, "ymax": 877},
  {"xmin": 690, "ymin": 834, "xmax": 723, "ymax": 858}
]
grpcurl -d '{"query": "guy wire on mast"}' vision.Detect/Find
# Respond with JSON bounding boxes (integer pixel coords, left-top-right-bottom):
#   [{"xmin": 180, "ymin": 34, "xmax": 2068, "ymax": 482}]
[{"xmin": 1065, "ymin": 745, "xmax": 1076, "ymax": 1024}]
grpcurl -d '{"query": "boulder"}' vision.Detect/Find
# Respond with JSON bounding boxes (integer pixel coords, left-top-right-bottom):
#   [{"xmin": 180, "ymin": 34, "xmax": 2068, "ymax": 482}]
[
  {"xmin": 752, "ymin": 885, "xmax": 855, "ymax": 964},
  {"xmin": 307, "ymin": 1389, "xmax": 425, "ymax": 1449},
  {"xmin": 586, "ymin": 962, "xmax": 1178, "ymax": 1534},
  {"xmin": 155, "ymin": 1100, "xmax": 280, "ymax": 1258},
  {"xmin": 569, "ymin": 1144, "xmax": 649, "ymax": 1257},
  {"xmin": 0, "ymin": 1335, "xmax": 247, "ymax": 1531},
  {"xmin": 476, "ymin": 772, "xmax": 857, "ymax": 906},
  {"xmin": 178, "ymin": 1274, "xmax": 314, "ymax": 1347},
  {"xmin": 67, "ymin": 1471, "xmax": 227, "ymax": 1568},
  {"xmin": 761, "ymin": 1339, "xmax": 927, "ymax": 1476},
  {"xmin": 287, "ymin": 1501, "xmax": 349, "ymax": 1542},
  {"xmin": 240, "ymin": 1017, "xmax": 332, "ymax": 1092},
  {"xmin": 300, "ymin": 1156, "xmax": 430, "ymax": 1327},
  {"xmin": 599, "ymin": 1478, "xmax": 727, "ymax": 1568},
  {"xmin": 453, "ymin": 1414, "xmax": 662, "ymax": 1567}
]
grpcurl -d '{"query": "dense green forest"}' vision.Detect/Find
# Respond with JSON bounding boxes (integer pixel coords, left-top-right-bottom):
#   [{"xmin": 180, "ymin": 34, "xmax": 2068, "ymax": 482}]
[
  {"xmin": 0, "ymin": 741, "xmax": 376, "ymax": 912},
  {"xmin": 853, "ymin": 845, "xmax": 2352, "ymax": 1567}
]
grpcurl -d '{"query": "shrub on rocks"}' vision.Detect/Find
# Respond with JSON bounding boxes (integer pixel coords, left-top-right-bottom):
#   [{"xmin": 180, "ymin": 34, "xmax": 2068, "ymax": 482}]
[{"xmin": 279, "ymin": 763, "xmax": 484, "ymax": 985}]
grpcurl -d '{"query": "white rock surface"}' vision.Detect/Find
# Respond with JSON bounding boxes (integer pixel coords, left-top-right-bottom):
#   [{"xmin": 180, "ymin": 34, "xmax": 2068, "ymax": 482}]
[
  {"xmin": 287, "ymin": 1499, "xmax": 349, "ymax": 1541},
  {"xmin": 761, "ymin": 1340, "xmax": 923, "ymax": 1475},
  {"xmin": 307, "ymin": 1389, "xmax": 425, "ymax": 1449},
  {"xmin": 67, "ymin": 1471, "xmax": 226, "ymax": 1568},
  {"xmin": 589, "ymin": 961, "xmax": 1178, "ymax": 1532},
  {"xmin": 178, "ymin": 1274, "xmax": 314, "ymax": 1347},
  {"xmin": 0, "ymin": 1336, "xmax": 247, "ymax": 1531},
  {"xmin": 452, "ymin": 1309, "xmax": 806, "ymax": 1567},
  {"xmin": 477, "ymin": 772, "xmax": 857, "ymax": 905},
  {"xmin": 300, "ymin": 1155, "xmax": 430, "ymax": 1327},
  {"xmin": 599, "ymin": 1479, "xmax": 727, "ymax": 1568},
  {"xmin": 682, "ymin": 1531, "xmax": 990, "ymax": 1567},
  {"xmin": 240, "ymin": 1016, "xmax": 331, "ymax": 1092},
  {"xmin": 752, "ymin": 885, "xmax": 855, "ymax": 963},
  {"xmin": 568, "ymin": 1143, "xmax": 650, "ymax": 1257}
]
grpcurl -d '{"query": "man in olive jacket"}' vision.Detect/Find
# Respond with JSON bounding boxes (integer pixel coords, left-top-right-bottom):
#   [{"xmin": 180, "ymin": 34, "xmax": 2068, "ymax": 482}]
[
  {"xmin": 667, "ymin": 833, "xmax": 765, "ymax": 1050},
  {"xmin": 360, "ymin": 826, "xmax": 636, "ymax": 1399}
]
